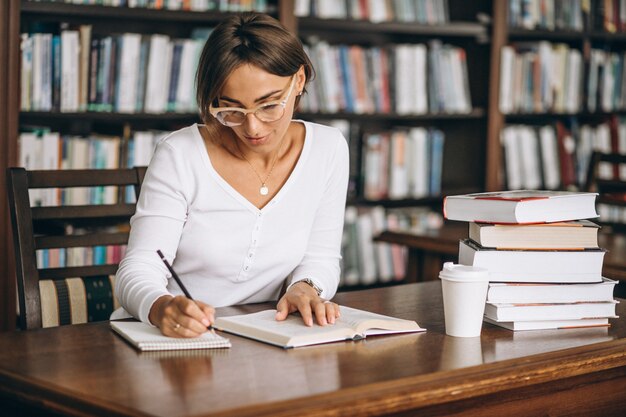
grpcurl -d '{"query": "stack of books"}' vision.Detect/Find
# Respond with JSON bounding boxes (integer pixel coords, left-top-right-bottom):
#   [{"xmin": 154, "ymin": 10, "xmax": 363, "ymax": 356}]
[{"xmin": 444, "ymin": 190, "xmax": 619, "ymax": 331}]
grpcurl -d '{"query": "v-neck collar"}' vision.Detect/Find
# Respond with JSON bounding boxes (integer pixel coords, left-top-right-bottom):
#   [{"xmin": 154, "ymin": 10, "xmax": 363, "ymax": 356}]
[{"xmin": 192, "ymin": 121, "xmax": 311, "ymax": 214}]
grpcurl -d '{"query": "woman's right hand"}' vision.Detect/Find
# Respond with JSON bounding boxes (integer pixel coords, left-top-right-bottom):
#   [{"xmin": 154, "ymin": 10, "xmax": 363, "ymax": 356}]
[{"xmin": 148, "ymin": 295, "xmax": 215, "ymax": 338}]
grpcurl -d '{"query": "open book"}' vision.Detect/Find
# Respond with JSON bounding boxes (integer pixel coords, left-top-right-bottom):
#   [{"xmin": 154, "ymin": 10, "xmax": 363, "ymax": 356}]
[
  {"xmin": 111, "ymin": 321, "xmax": 231, "ymax": 351},
  {"xmin": 213, "ymin": 306, "xmax": 425, "ymax": 348}
]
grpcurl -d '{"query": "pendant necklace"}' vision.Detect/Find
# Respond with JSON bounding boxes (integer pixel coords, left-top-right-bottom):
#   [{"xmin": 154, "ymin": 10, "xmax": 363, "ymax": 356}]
[{"xmin": 237, "ymin": 137, "xmax": 285, "ymax": 196}]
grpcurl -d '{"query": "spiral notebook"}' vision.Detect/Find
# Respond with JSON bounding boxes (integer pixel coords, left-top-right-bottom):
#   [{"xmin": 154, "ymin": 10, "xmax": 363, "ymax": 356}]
[{"xmin": 111, "ymin": 321, "xmax": 231, "ymax": 351}]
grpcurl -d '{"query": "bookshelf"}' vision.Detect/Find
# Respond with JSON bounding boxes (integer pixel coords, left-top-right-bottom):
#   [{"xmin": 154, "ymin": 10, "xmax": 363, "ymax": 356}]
[{"xmin": 489, "ymin": 0, "xmax": 626, "ymax": 192}]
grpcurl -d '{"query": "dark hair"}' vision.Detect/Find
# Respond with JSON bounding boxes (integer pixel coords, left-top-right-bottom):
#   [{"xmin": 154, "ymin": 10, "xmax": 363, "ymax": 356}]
[{"xmin": 196, "ymin": 13, "xmax": 314, "ymax": 124}]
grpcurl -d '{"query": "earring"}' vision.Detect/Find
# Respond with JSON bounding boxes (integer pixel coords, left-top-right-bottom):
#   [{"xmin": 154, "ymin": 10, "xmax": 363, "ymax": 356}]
[{"xmin": 297, "ymin": 91, "xmax": 303, "ymax": 96}]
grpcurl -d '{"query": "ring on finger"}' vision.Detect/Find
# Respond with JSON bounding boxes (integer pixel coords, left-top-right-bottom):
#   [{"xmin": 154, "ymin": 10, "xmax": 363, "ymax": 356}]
[
  {"xmin": 323, "ymin": 300, "xmax": 332, "ymax": 305},
  {"xmin": 174, "ymin": 323, "xmax": 181, "ymax": 331}
]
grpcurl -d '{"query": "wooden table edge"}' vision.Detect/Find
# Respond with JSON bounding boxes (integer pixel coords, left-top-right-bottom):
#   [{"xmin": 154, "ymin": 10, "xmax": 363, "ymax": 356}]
[{"xmin": 1, "ymin": 335, "xmax": 625, "ymax": 417}]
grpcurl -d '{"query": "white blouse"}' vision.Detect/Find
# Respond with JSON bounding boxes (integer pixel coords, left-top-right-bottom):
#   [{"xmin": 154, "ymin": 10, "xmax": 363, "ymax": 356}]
[{"xmin": 114, "ymin": 121, "xmax": 349, "ymax": 323}]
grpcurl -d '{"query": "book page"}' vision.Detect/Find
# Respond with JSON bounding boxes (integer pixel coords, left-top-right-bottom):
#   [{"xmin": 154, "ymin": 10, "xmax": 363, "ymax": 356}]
[
  {"xmin": 339, "ymin": 306, "xmax": 424, "ymax": 335},
  {"xmin": 215, "ymin": 310, "xmax": 356, "ymax": 343},
  {"xmin": 214, "ymin": 307, "xmax": 424, "ymax": 348}
]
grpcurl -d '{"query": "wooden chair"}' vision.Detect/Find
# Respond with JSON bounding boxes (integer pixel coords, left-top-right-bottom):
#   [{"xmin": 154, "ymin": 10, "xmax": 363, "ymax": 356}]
[
  {"xmin": 7, "ymin": 167, "xmax": 146, "ymax": 330},
  {"xmin": 585, "ymin": 151, "xmax": 626, "ymax": 232}
]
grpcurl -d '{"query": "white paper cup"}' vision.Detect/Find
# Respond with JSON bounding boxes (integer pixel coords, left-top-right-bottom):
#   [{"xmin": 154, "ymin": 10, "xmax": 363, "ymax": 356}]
[{"xmin": 439, "ymin": 262, "xmax": 489, "ymax": 337}]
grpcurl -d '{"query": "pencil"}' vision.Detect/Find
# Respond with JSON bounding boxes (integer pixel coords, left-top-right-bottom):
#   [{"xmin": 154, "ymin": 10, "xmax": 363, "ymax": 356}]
[{"xmin": 156, "ymin": 249, "xmax": 213, "ymax": 330}]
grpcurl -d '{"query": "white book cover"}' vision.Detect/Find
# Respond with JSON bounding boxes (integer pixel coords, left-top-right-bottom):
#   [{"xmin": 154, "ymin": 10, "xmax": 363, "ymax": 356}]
[
  {"xmin": 144, "ymin": 34, "xmax": 171, "ymax": 113},
  {"xmin": 294, "ymin": 0, "xmax": 311, "ymax": 17},
  {"xmin": 368, "ymin": 0, "xmax": 388, "ymax": 22},
  {"xmin": 539, "ymin": 125, "xmax": 560, "ymax": 189},
  {"xmin": 395, "ymin": 45, "xmax": 413, "ymax": 115},
  {"xmin": 32, "ymin": 34, "xmax": 43, "ymax": 111},
  {"xmin": 594, "ymin": 123, "xmax": 612, "ymax": 179},
  {"xmin": 444, "ymin": 190, "xmax": 599, "ymax": 224},
  {"xmin": 116, "ymin": 33, "xmax": 141, "ymax": 113},
  {"xmin": 42, "ymin": 131, "xmax": 61, "ymax": 206},
  {"xmin": 459, "ymin": 239, "xmax": 605, "ymax": 283},
  {"xmin": 317, "ymin": 42, "xmax": 341, "ymax": 113},
  {"xmin": 565, "ymin": 49, "xmax": 582, "ymax": 113},
  {"xmin": 175, "ymin": 39, "xmax": 197, "ymax": 112},
  {"xmin": 485, "ymin": 301, "xmax": 618, "ymax": 322},
  {"xmin": 518, "ymin": 126, "xmax": 542, "ymax": 189},
  {"xmin": 356, "ymin": 211, "xmax": 377, "ymax": 285},
  {"xmin": 500, "ymin": 126, "xmax": 523, "ymax": 190},
  {"xmin": 61, "ymin": 30, "xmax": 80, "ymax": 112},
  {"xmin": 413, "ymin": 44, "xmax": 428, "ymax": 114},
  {"xmin": 370, "ymin": 206, "xmax": 394, "ymax": 282},
  {"xmin": 408, "ymin": 127, "xmax": 428, "ymax": 198},
  {"xmin": 487, "ymin": 277, "xmax": 617, "ymax": 304},
  {"xmin": 484, "ymin": 316, "xmax": 610, "ymax": 331},
  {"xmin": 388, "ymin": 131, "xmax": 409, "ymax": 199}
]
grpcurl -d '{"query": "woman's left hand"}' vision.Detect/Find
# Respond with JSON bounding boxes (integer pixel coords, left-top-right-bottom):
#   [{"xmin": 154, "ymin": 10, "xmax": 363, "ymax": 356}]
[{"xmin": 275, "ymin": 281, "xmax": 340, "ymax": 326}]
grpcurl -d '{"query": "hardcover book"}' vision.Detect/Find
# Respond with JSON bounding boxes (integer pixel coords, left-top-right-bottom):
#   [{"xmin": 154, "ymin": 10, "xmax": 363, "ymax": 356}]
[
  {"xmin": 459, "ymin": 239, "xmax": 605, "ymax": 283},
  {"xmin": 483, "ymin": 316, "xmax": 610, "ymax": 331},
  {"xmin": 468, "ymin": 219, "xmax": 600, "ymax": 249},
  {"xmin": 486, "ymin": 277, "xmax": 617, "ymax": 304},
  {"xmin": 443, "ymin": 190, "xmax": 598, "ymax": 224},
  {"xmin": 484, "ymin": 301, "xmax": 618, "ymax": 322}
]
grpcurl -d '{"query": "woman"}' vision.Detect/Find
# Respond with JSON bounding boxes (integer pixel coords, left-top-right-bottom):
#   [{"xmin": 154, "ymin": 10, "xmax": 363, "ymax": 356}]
[{"xmin": 114, "ymin": 12, "xmax": 349, "ymax": 338}]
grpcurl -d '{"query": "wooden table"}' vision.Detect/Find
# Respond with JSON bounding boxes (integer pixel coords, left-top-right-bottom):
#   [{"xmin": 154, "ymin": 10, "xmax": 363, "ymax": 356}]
[
  {"xmin": 1, "ymin": 281, "xmax": 626, "ymax": 417},
  {"xmin": 376, "ymin": 222, "xmax": 626, "ymax": 284}
]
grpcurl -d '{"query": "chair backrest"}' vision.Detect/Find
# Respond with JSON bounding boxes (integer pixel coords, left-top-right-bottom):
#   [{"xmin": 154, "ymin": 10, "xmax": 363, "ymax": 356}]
[
  {"xmin": 585, "ymin": 151, "xmax": 626, "ymax": 230},
  {"xmin": 7, "ymin": 167, "xmax": 146, "ymax": 330}
]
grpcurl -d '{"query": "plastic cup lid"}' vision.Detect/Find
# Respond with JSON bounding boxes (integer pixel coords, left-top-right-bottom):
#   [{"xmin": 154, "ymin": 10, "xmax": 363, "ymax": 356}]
[{"xmin": 439, "ymin": 262, "xmax": 488, "ymax": 282}]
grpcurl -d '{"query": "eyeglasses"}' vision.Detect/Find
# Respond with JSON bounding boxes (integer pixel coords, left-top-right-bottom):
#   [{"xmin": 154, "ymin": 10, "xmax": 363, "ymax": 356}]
[{"xmin": 209, "ymin": 75, "xmax": 296, "ymax": 127}]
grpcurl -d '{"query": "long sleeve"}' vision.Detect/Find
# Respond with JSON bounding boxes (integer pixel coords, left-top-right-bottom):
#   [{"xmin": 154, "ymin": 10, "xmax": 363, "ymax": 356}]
[
  {"xmin": 115, "ymin": 139, "xmax": 191, "ymax": 324},
  {"xmin": 290, "ymin": 133, "xmax": 349, "ymax": 299}
]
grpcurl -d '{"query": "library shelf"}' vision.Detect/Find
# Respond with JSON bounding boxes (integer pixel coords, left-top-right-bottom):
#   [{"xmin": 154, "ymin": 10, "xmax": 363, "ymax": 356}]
[
  {"xmin": 20, "ymin": 1, "xmax": 276, "ymax": 23},
  {"xmin": 297, "ymin": 17, "xmax": 487, "ymax": 38},
  {"xmin": 298, "ymin": 109, "xmax": 486, "ymax": 122}
]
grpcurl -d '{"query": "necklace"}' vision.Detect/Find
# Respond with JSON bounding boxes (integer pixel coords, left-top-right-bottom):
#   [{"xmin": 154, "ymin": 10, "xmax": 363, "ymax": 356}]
[{"xmin": 237, "ymin": 138, "xmax": 285, "ymax": 196}]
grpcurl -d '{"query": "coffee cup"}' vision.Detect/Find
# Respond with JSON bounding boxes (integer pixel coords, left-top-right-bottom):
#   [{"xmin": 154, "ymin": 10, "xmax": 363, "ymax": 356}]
[{"xmin": 439, "ymin": 262, "xmax": 489, "ymax": 337}]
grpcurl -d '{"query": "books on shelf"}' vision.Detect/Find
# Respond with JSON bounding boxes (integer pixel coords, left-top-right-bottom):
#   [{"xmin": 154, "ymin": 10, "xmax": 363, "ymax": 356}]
[
  {"xmin": 301, "ymin": 40, "xmax": 472, "ymax": 115},
  {"xmin": 20, "ymin": 27, "xmax": 212, "ymax": 114},
  {"xmin": 362, "ymin": 127, "xmax": 444, "ymax": 200},
  {"xmin": 213, "ymin": 306, "xmax": 425, "ymax": 349},
  {"xmin": 30, "ymin": 0, "xmax": 270, "ymax": 13},
  {"xmin": 111, "ymin": 321, "xmax": 231, "ymax": 352},
  {"xmin": 444, "ymin": 190, "xmax": 599, "ymax": 224},
  {"xmin": 483, "ymin": 316, "xmax": 610, "ymax": 331},
  {"xmin": 486, "ymin": 277, "xmax": 617, "ymax": 304},
  {"xmin": 507, "ymin": 0, "xmax": 587, "ymax": 31},
  {"xmin": 484, "ymin": 301, "xmax": 618, "ymax": 322},
  {"xmin": 459, "ymin": 239, "xmax": 605, "ymax": 283},
  {"xmin": 294, "ymin": 0, "xmax": 449, "ymax": 24},
  {"xmin": 469, "ymin": 220, "xmax": 600, "ymax": 250},
  {"xmin": 499, "ymin": 42, "xmax": 583, "ymax": 114},
  {"xmin": 340, "ymin": 206, "xmax": 442, "ymax": 286}
]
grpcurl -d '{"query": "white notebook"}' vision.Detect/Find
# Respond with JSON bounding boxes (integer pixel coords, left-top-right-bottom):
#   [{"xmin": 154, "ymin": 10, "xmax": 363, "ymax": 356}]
[{"xmin": 111, "ymin": 321, "xmax": 231, "ymax": 351}]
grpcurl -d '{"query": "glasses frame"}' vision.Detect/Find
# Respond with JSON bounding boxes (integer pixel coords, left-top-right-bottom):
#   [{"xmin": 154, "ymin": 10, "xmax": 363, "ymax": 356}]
[{"xmin": 209, "ymin": 75, "xmax": 297, "ymax": 127}]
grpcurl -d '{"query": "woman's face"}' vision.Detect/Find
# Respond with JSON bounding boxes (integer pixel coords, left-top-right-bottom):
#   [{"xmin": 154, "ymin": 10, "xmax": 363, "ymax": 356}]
[{"xmin": 215, "ymin": 64, "xmax": 305, "ymax": 155}]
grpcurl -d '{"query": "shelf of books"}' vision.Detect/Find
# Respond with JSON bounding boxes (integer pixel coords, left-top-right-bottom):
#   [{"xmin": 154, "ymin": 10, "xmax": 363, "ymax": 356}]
[{"xmin": 494, "ymin": 0, "xmax": 626, "ymax": 231}]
